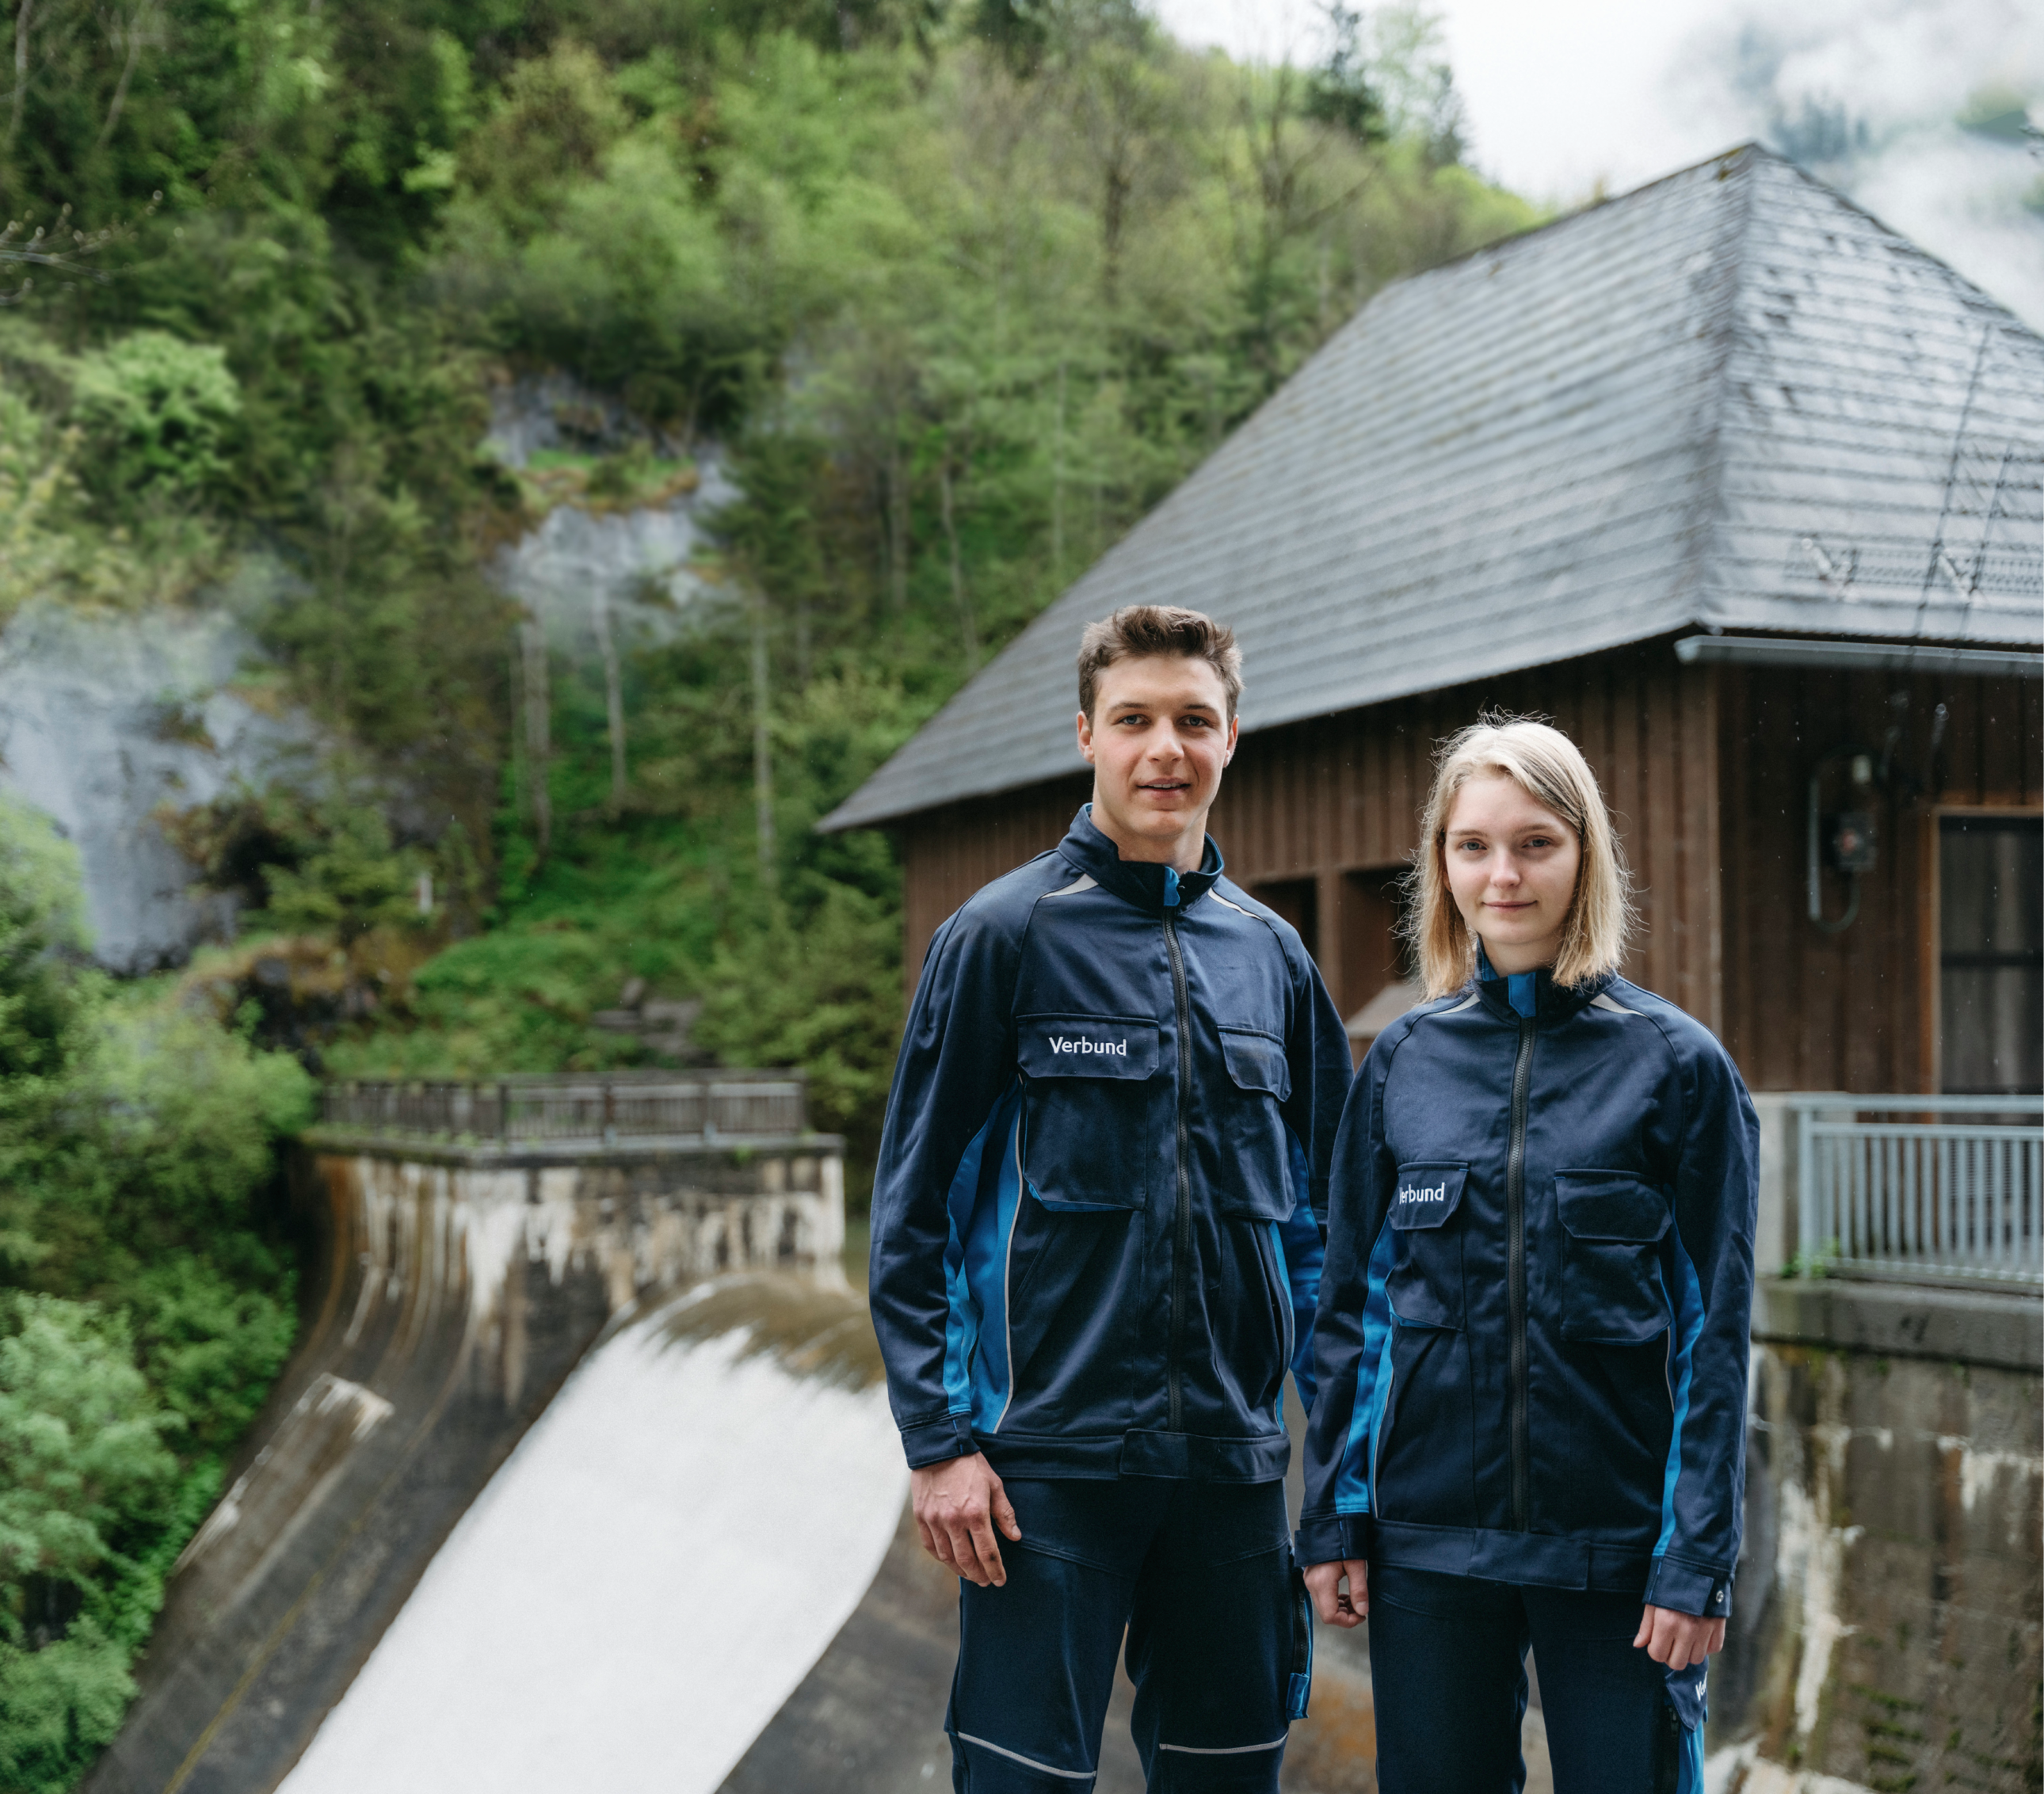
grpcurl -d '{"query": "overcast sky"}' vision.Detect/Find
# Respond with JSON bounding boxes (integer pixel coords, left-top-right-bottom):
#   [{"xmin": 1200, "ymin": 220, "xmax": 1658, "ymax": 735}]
[{"xmin": 1152, "ymin": 0, "xmax": 2044, "ymax": 326}]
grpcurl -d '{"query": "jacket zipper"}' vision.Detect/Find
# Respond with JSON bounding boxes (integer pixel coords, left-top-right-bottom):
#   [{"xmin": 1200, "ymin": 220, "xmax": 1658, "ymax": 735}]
[
  {"xmin": 1163, "ymin": 908, "xmax": 1193, "ymax": 1434},
  {"xmin": 1506, "ymin": 1010, "xmax": 1536, "ymax": 1531}
]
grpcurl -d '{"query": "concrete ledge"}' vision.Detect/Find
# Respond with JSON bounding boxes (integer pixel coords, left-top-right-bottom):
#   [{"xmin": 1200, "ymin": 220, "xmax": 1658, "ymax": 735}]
[
  {"xmin": 299, "ymin": 1128, "xmax": 845, "ymax": 1168},
  {"xmin": 1755, "ymin": 1276, "xmax": 2044, "ymax": 1373}
]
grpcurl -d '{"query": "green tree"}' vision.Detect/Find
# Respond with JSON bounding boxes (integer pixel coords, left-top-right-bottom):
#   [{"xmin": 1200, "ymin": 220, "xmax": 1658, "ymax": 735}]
[
  {"xmin": 70, "ymin": 331, "xmax": 241, "ymax": 507},
  {"xmin": 0, "ymin": 1296, "xmax": 179, "ymax": 1794}
]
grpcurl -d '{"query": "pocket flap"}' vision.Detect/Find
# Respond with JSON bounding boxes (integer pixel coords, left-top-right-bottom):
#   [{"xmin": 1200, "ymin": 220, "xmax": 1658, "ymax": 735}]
[
  {"xmin": 1556, "ymin": 1171, "xmax": 1670, "ymax": 1242},
  {"xmin": 1018, "ymin": 1014, "xmax": 1157, "ymax": 1080},
  {"xmin": 1390, "ymin": 1163, "xmax": 1466, "ymax": 1229},
  {"xmin": 1220, "ymin": 1026, "xmax": 1291, "ymax": 1100}
]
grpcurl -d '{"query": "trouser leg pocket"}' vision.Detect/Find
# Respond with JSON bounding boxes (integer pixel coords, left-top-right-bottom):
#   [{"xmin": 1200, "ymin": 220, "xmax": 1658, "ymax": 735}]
[{"xmin": 1285, "ymin": 1561, "xmax": 1313, "ymax": 1722}]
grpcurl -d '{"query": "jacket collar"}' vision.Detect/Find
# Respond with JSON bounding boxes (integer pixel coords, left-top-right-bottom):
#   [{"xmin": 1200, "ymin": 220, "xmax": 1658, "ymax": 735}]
[
  {"xmin": 1470, "ymin": 943, "xmax": 1613, "ymax": 1025},
  {"xmin": 1057, "ymin": 805, "xmax": 1223, "ymax": 913}
]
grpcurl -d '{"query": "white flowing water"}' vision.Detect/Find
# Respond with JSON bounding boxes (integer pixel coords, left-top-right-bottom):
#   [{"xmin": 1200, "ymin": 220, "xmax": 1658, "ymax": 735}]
[{"xmin": 278, "ymin": 1301, "xmax": 906, "ymax": 1794}]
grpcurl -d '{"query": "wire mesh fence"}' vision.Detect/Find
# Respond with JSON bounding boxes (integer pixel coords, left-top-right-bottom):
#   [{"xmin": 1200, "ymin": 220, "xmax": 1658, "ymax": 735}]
[{"xmin": 1794, "ymin": 1095, "xmax": 2044, "ymax": 1288}]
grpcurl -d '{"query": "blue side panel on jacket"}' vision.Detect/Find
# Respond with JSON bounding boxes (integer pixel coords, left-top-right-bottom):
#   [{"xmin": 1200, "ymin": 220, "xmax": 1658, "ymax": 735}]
[
  {"xmin": 941, "ymin": 1091, "xmax": 1009, "ymax": 1418},
  {"xmin": 947, "ymin": 1089, "xmax": 1024, "ymax": 1427},
  {"xmin": 1334, "ymin": 1221, "xmax": 1396, "ymax": 1521},
  {"xmin": 1277, "ymin": 1127, "xmax": 1325, "ymax": 1415}
]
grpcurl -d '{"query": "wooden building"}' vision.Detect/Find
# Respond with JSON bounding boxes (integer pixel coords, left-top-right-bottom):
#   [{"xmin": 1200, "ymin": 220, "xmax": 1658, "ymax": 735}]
[{"xmin": 823, "ymin": 147, "xmax": 2043, "ymax": 1103}]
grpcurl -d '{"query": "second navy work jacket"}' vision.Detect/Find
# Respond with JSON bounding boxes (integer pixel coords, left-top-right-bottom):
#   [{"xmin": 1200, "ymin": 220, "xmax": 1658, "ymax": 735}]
[
  {"xmin": 870, "ymin": 807, "xmax": 1352, "ymax": 1482},
  {"xmin": 1297, "ymin": 959, "xmax": 1760, "ymax": 1617}
]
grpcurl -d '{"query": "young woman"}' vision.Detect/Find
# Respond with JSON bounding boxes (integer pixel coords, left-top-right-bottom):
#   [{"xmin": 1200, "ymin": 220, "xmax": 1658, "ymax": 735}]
[{"xmin": 1297, "ymin": 718, "xmax": 1758, "ymax": 1794}]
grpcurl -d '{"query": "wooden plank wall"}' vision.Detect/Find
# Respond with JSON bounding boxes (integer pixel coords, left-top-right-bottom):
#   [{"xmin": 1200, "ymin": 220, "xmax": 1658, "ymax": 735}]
[
  {"xmin": 898, "ymin": 774, "xmax": 1093, "ymax": 987},
  {"xmin": 1210, "ymin": 642, "xmax": 1722, "ymax": 1033},
  {"xmin": 894, "ymin": 640, "xmax": 1722, "ymax": 1035},
  {"xmin": 1718, "ymin": 668, "xmax": 2042, "ymax": 1094},
  {"xmin": 887, "ymin": 649, "xmax": 2038, "ymax": 1092}
]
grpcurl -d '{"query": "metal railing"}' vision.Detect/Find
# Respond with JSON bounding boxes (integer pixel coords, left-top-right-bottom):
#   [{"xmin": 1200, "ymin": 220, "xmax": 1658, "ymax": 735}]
[
  {"xmin": 1793, "ymin": 1095, "xmax": 2044, "ymax": 1289},
  {"xmin": 318, "ymin": 1071, "xmax": 809, "ymax": 1148}
]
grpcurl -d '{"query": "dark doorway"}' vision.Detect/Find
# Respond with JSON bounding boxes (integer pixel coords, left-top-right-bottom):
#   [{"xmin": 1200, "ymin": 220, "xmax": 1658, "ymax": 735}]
[
  {"xmin": 1251, "ymin": 878, "xmax": 1319, "ymax": 962},
  {"xmin": 1339, "ymin": 867, "xmax": 1414, "ymax": 1015},
  {"xmin": 1339, "ymin": 867, "xmax": 1420, "ymax": 1064}
]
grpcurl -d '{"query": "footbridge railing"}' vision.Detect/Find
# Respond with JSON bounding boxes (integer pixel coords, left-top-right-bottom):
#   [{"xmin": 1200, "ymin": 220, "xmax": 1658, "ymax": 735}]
[
  {"xmin": 1791, "ymin": 1095, "xmax": 2044, "ymax": 1289},
  {"xmin": 317, "ymin": 1071, "xmax": 809, "ymax": 1148}
]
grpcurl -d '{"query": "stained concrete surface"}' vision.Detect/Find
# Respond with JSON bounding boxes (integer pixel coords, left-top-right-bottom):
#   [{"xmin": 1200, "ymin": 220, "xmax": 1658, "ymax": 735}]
[{"xmin": 1716, "ymin": 1339, "xmax": 2042, "ymax": 1793}]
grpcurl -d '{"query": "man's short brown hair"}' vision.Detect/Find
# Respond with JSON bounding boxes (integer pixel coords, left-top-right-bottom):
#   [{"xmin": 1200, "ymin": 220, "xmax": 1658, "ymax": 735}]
[{"xmin": 1077, "ymin": 606, "xmax": 1244, "ymax": 722}]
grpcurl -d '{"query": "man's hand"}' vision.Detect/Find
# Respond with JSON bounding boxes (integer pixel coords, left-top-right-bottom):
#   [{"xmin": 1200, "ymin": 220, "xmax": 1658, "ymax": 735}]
[
  {"xmin": 1303, "ymin": 1559, "xmax": 1368, "ymax": 1628},
  {"xmin": 1634, "ymin": 1604, "xmax": 1726, "ymax": 1669},
  {"xmin": 910, "ymin": 1453, "xmax": 1022, "ymax": 1587}
]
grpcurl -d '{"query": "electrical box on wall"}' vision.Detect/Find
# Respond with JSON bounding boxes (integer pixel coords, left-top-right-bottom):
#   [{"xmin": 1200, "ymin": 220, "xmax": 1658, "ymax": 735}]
[{"xmin": 1828, "ymin": 809, "xmax": 1878, "ymax": 873}]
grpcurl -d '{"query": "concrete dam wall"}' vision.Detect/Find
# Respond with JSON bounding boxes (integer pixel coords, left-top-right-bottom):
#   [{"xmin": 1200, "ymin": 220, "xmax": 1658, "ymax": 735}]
[
  {"xmin": 79, "ymin": 1073, "xmax": 2040, "ymax": 1794},
  {"xmin": 1715, "ymin": 1284, "xmax": 2042, "ymax": 1794},
  {"xmin": 83, "ymin": 1119, "xmax": 844, "ymax": 1794}
]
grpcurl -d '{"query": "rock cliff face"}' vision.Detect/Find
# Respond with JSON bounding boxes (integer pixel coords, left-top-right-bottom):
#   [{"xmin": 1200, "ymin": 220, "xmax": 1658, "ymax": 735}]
[
  {"xmin": 0, "ymin": 373, "xmax": 734, "ymax": 974},
  {"xmin": 490, "ymin": 474, "xmax": 734, "ymax": 660},
  {"xmin": 0, "ymin": 596, "xmax": 314, "ymax": 972},
  {"xmin": 485, "ymin": 370, "xmax": 738, "ymax": 662}
]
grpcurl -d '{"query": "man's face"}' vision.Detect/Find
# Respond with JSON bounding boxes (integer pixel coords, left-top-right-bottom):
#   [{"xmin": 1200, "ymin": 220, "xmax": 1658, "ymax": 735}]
[{"xmin": 1077, "ymin": 654, "xmax": 1238, "ymax": 860}]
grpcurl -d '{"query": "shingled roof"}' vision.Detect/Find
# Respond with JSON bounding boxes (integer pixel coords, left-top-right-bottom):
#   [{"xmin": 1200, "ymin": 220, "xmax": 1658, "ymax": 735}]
[{"xmin": 822, "ymin": 145, "xmax": 2044, "ymax": 833}]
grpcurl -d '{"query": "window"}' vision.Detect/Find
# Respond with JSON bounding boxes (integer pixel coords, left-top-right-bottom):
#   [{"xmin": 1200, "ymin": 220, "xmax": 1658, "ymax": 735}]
[{"xmin": 1939, "ymin": 814, "xmax": 2042, "ymax": 1095}]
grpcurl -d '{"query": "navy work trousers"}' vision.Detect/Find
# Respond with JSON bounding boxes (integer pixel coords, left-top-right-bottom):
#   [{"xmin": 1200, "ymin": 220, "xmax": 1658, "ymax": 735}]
[
  {"xmin": 1367, "ymin": 1564, "xmax": 1701, "ymax": 1794},
  {"xmin": 946, "ymin": 1477, "xmax": 1306, "ymax": 1792}
]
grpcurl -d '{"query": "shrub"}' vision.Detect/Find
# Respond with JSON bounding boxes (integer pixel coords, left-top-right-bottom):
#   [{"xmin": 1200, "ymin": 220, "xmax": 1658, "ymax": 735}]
[{"xmin": 68, "ymin": 333, "xmax": 241, "ymax": 508}]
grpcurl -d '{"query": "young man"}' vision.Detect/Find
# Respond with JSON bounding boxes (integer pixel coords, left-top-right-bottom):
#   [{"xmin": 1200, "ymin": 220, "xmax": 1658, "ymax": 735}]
[{"xmin": 869, "ymin": 605, "xmax": 1352, "ymax": 1792}]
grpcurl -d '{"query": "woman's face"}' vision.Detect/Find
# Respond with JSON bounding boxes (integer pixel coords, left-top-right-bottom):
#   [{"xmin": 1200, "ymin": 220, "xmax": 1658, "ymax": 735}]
[{"xmin": 1442, "ymin": 772, "xmax": 1583, "ymax": 976}]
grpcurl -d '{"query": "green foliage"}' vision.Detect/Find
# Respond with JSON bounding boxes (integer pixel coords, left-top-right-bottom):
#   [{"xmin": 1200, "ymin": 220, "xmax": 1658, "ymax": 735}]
[
  {"xmin": 0, "ymin": 1298, "xmax": 180, "ymax": 1606},
  {"xmin": 0, "ymin": 802, "xmax": 311, "ymax": 1785},
  {"xmin": 695, "ymin": 883, "xmax": 903, "ymax": 1160},
  {"xmin": 0, "ymin": 793, "xmax": 90, "ymax": 1085},
  {"xmin": 69, "ymin": 333, "xmax": 241, "ymax": 506},
  {"xmin": 0, "ymin": 1616, "xmax": 135, "ymax": 1794},
  {"xmin": 0, "ymin": 1296, "xmax": 181, "ymax": 1794},
  {"xmin": 162, "ymin": 775, "xmax": 490, "ymax": 953},
  {"xmin": 1306, "ymin": 6, "xmax": 1387, "ymax": 143}
]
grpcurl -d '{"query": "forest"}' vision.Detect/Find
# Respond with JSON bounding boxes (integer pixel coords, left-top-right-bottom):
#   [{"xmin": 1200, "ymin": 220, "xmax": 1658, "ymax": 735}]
[{"xmin": 0, "ymin": 0, "xmax": 1540, "ymax": 1781}]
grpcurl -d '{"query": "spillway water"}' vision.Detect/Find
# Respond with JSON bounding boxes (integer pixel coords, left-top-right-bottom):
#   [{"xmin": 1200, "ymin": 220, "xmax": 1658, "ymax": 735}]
[{"xmin": 276, "ymin": 1286, "xmax": 905, "ymax": 1794}]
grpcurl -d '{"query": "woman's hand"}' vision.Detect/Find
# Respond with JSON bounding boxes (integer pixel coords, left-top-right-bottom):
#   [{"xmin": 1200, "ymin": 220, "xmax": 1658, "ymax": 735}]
[
  {"xmin": 1303, "ymin": 1559, "xmax": 1369, "ymax": 1628},
  {"xmin": 1634, "ymin": 1604, "xmax": 1726, "ymax": 1669}
]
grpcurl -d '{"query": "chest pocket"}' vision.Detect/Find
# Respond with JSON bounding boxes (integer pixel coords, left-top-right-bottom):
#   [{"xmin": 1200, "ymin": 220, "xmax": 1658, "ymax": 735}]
[
  {"xmin": 1386, "ymin": 1163, "xmax": 1467, "ymax": 1328},
  {"xmin": 1204, "ymin": 1026, "xmax": 1296, "ymax": 1221},
  {"xmin": 1555, "ymin": 1171, "xmax": 1671, "ymax": 1345},
  {"xmin": 1018, "ymin": 1014, "xmax": 1156, "ymax": 1211}
]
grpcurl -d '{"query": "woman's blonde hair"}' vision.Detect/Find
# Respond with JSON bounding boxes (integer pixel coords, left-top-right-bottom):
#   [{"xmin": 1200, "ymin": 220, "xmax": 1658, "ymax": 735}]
[{"xmin": 1407, "ymin": 715, "xmax": 1634, "ymax": 1000}]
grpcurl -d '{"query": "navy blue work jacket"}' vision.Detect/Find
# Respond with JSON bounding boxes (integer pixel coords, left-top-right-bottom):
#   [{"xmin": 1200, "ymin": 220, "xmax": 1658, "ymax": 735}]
[
  {"xmin": 1297, "ymin": 962, "xmax": 1760, "ymax": 1617},
  {"xmin": 870, "ymin": 806, "xmax": 1352, "ymax": 1482}
]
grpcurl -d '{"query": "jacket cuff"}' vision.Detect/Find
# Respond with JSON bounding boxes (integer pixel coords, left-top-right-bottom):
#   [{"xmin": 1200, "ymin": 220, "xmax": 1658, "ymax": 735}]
[
  {"xmin": 900, "ymin": 1411, "xmax": 978, "ymax": 1469},
  {"xmin": 1295, "ymin": 1512, "xmax": 1374, "ymax": 1566},
  {"xmin": 1645, "ymin": 1556, "xmax": 1733, "ymax": 1619}
]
